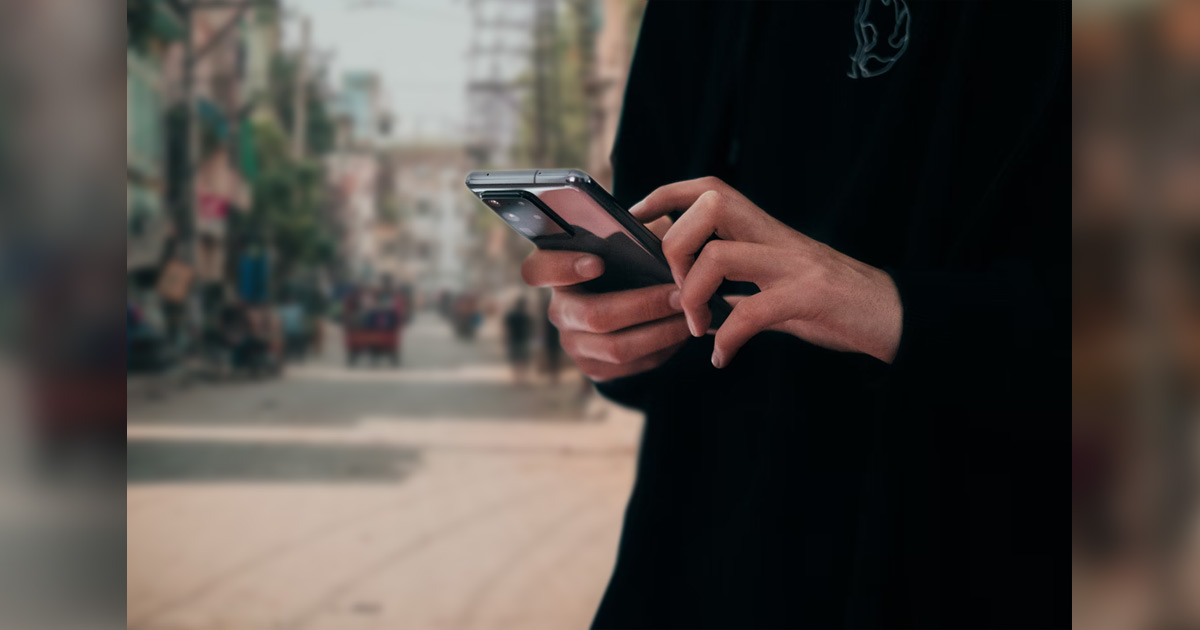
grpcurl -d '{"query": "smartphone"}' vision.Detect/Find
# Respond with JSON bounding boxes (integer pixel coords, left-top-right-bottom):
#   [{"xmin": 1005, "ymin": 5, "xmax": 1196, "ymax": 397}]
[{"xmin": 465, "ymin": 169, "xmax": 730, "ymax": 328}]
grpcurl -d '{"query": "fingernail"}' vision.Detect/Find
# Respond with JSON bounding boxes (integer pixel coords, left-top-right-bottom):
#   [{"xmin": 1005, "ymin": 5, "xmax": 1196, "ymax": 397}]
[
  {"xmin": 686, "ymin": 312, "xmax": 699, "ymax": 337},
  {"xmin": 711, "ymin": 350, "xmax": 724, "ymax": 369},
  {"xmin": 667, "ymin": 289, "xmax": 682, "ymax": 311},
  {"xmin": 671, "ymin": 270, "xmax": 683, "ymax": 287},
  {"xmin": 575, "ymin": 256, "xmax": 602, "ymax": 279},
  {"xmin": 628, "ymin": 200, "xmax": 645, "ymax": 216}
]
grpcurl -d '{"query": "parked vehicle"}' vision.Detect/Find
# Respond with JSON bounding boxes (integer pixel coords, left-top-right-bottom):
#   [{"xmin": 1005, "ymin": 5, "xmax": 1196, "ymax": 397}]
[{"xmin": 343, "ymin": 289, "xmax": 406, "ymax": 367}]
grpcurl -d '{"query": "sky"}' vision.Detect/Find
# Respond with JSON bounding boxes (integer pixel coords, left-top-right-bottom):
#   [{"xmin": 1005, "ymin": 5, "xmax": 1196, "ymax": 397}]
[{"xmin": 282, "ymin": 0, "xmax": 532, "ymax": 143}]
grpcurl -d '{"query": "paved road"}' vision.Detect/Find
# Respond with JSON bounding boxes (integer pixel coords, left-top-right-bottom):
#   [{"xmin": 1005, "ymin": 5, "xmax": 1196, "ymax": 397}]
[{"xmin": 128, "ymin": 313, "xmax": 642, "ymax": 630}]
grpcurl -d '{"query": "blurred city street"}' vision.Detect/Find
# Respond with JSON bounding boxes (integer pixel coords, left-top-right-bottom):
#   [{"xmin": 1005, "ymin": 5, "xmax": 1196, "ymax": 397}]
[
  {"xmin": 128, "ymin": 313, "xmax": 641, "ymax": 630},
  {"xmin": 122, "ymin": 2, "xmax": 652, "ymax": 628}
]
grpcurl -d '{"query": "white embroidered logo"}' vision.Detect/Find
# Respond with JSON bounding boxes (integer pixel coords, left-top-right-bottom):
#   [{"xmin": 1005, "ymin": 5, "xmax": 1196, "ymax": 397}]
[{"xmin": 847, "ymin": 0, "xmax": 911, "ymax": 79}]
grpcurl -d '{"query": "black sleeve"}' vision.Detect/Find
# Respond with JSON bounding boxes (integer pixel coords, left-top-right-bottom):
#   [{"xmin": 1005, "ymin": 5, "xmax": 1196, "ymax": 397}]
[{"xmin": 885, "ymin": 22, "xmax": 1069, "ymax": 421}]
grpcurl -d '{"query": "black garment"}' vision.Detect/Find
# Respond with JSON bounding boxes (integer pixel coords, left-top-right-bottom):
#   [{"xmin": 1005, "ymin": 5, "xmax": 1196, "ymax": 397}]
[
  {"xmin": 543, "ymin": 313, "xmax": 562, "ymax": 372},
  {"xmin": 593, "ymin": 2, "xmax": 1068, "ymax": 629},
  {"xmin": 504, "ymin": 308, "xmax": 533, "ymax": 364}
]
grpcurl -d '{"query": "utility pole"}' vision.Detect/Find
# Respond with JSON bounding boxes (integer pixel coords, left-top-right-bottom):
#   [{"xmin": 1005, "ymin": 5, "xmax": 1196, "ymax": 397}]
[
  {"xmin": 532, "ymin": 0, "xmax": 554, "ymax": 164},
  {"xmin": 292, "ymin": 15, "xmax": 310, "ymax": 160},
  {"xmin": 177, "ymin": 3, "xmax": 198, "ymax": 267},
  {"xmin": 571, "ymin": 0, "xmax": 600, "ymax": 174},
  {"xmin": 465, "ymin": 0, "xmax": 532, "ymax": 167}
]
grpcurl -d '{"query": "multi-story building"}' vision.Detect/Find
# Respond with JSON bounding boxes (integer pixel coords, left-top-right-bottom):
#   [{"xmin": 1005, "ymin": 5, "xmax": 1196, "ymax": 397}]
[
  {"xmin": 160, "ymin": 6, "xmax": 256, "ymax": 293},
  {"xmin": 323, "ymin": 70, "xmax": 391, "ymax": 288},
  {"xmin": 326, "ymin": 151, "xmax": 379, "ymax": 284},
  {"xmin": 338, "ymin": 71, "xmax": 388, "ymax": 148},
  {"xmin": 372, "ymin": 145, "xmax": 474, "ymax": 299},
  {"xmin": 127, "ymin": 1, "xmax": 185, "ymax": 326}
]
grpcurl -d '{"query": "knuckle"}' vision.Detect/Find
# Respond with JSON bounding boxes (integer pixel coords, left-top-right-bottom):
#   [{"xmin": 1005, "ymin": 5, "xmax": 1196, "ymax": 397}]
[
  {"xmin": 645, "ymin": 185, "xmax": 668, "ymax": 205},
  {"xmin": 662, "ymin": 239, "xmax": 690, "ymax": 266},
  {"xmin": 582, "ymin": 364, "xmax": 615, "ymax": 382},
  {"xmin": 559, "ymin": 332, "xmax": 583, "ymax": 359},
  {"xmin": 598, "ymin": 338, "xmax": 628, "ymax": 364},
  {"xmin": 681, "ymin": 291, "xmax": 707, "ymax": 311},
  {"xmin": 700, "ymin": 176, "xmax": 725, "ymax": 189},
  {"xmin": 796, "ymin": 243, "xmax": 821, "ymax": 264},
  {"xmin": 735, "ymin": 299, "xmax": 768, "ymax": 327},
  {"xmin": 580, "ymin": 307, "xmax": 610, "ymax": 333},
  {"xmin": 698, "ymin": 188, "xmax": 723, "ymax": 209},
  {"xmin": 547, "ymin": 298, "xmax": 567, "ymax": 328},
  {"xmin": 582, "ymin": 369, "xmax": 605, "ymax": 382},
  {"xmin": 708, "ymin": 192, "xmax": 731, "ymax": 219},
  {"xmin": 805, "ymin": 260, "xmax": 833, "ymax": 287},
  {"xmin": 661, "ymin": 234, "xmax": 683, "ymax": 260},
  {"xmin": 699, "ymin": 239, "xmax": 729, "ymax": 263}
]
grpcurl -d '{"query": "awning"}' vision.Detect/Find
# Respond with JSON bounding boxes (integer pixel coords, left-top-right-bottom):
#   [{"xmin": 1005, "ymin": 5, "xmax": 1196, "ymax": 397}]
[{"xmin": 151, "ymin": 0, "xmax": 186, "ymax": 41}]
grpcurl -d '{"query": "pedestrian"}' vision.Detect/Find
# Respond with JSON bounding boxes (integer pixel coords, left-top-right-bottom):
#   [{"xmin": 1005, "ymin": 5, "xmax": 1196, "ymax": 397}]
[
  {"xmin": 503, "ymin": 295, "xmax": 533, "ymax": 385},
  {"xmin": 539, "ymin": 291, "xmax": 562, "ymax": 385},
  {"xmin": 520, "ymin": 3, "xmax": 1068, "ymax": 628},
  {"xmin": 278, "ymin": 292, "xmax": 306, "ymax": 361}
]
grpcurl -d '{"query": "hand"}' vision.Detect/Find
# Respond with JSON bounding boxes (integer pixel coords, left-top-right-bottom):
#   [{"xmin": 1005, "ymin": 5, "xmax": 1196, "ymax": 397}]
[
  {"xmin": 630, "ymin": 177, "xmax": 903, "ymax": 368},
  {"xmin": 521, "ymin": 216, "xmax": 690, "ymax": 381}
]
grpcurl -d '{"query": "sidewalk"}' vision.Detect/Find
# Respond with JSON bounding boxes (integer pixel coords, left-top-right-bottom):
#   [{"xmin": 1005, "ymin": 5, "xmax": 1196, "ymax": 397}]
[{"xmin": 128, "ymin": 312, "xmax": 643, "ymax": 630}]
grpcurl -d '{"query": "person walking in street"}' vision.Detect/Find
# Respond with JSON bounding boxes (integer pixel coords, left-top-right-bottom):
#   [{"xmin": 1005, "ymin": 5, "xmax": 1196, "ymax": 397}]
[
  {"xmin": 503, "ymin": 295, "xmax": 534, "ymax": 386},
  {"xmin": 278, "ymin": 292, "xmax": 307, "ymax": 361},
  {"xmin": 539, "ymin": 291, "xmax": 563, "ymax": 386},
  {"xmin": 520, "ymin": 2, "xmax": 1068, "ymax": 628}
]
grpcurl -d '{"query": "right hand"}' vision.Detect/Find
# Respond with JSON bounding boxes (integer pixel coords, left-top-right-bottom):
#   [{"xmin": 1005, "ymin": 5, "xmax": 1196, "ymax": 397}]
[{"xmin": 522, "ymin": 222, "xmax": 689, "ymax": 381}]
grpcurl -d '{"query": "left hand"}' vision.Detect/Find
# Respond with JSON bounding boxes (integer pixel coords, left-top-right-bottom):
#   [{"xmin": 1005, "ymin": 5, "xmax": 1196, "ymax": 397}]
[{"xmin": 630, "ymin": 177, "xmax": 903, "ymax": 369}]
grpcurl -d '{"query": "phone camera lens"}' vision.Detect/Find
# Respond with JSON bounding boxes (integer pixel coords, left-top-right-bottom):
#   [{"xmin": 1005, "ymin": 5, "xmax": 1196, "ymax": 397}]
[
  {"xmin": 503, "ymin": 212, "xmax": 520, "ymax": 221},
  {"xmin": 487, "ymin": 199, "xmax": 500, "ymax": 207}
]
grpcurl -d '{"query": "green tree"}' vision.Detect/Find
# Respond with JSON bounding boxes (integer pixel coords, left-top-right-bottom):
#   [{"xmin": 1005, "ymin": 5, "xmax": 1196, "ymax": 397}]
[
  {"xmin": 270, "ymin": 56, "xmax": 337, "ymax": 156},
  {"xmin": 229, "ymin": 42, "xmax": 341, "ymax": 293},
  {"xmin": 238, "ymin": 123, "xmax": 334, "ymax": 295}
]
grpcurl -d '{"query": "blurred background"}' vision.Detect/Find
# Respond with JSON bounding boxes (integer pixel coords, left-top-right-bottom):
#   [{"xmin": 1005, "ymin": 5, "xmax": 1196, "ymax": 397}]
[
  {"xmin": 0, "ymin": 0, "xmax": 1194, "ymax": 628},
  {"xmin": 1074, "ymin": 0, "xmax": 1200, "ymax": 628},
  {"xmin": 121, "ymin": 1, "xmax": 649, "ymax": 629}
]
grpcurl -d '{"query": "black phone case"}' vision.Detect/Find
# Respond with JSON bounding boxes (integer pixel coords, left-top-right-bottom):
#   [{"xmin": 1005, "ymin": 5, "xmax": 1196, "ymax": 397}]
[{"xmin": 466, "ymin": 170, "xmax": 732, "ymax": 328}]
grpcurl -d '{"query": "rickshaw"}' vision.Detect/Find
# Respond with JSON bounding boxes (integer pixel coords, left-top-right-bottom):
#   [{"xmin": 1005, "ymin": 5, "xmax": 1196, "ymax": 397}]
[{"xmin": 343, "ymin": 291, "xmax": 405, "ymax": 366}]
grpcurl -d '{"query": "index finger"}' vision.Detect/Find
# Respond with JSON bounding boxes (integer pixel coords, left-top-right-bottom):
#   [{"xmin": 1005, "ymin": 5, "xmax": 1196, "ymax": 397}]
[
  {"xmin": 628, "ymin": 176, "xmax": 728, "ymax": 223},
  {"xmin": 521, "ymin": 249, "xmax": 604, "ymax": 287}
]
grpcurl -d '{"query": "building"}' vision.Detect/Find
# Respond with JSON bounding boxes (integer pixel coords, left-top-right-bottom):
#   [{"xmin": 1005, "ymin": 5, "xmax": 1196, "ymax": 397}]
[
  {"xmin": 338, "ymin": 71, "xmax": 388, "ymax": 148},
  {"xmin": 325, "ymin": 151, "xmax": 380, "ymax": 284},
  {"xmin": 372, "ymin": 145, "xmax": 474, "ymax": 299},
  {"xmin": 127, "ymin": 1, "xmax": 187, "ymax": 333},
  {"xmin": 159, "ymin": 5, "xmax": 257, "ymax": 295}
]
